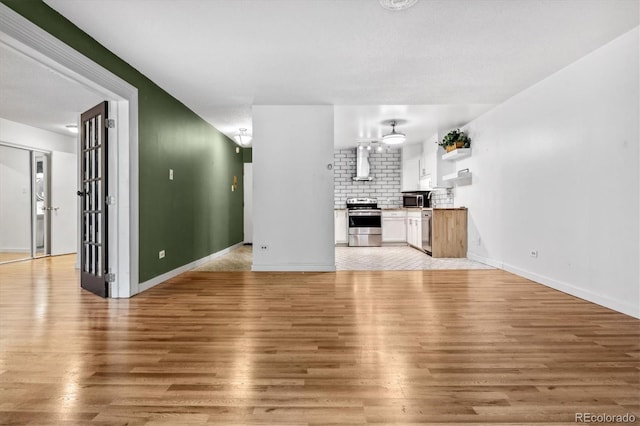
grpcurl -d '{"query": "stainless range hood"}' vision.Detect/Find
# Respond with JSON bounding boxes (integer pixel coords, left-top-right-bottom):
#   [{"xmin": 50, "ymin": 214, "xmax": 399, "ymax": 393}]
[{"xmin": 353, "ymin": 148, "xmax": 374, "ymax": 181}]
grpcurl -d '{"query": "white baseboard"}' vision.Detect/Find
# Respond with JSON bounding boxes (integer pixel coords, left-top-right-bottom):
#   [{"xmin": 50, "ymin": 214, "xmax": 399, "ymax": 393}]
[
  {"xmin": 467, "ymin": 252, "xmax": 504, "ymax": 269},
  {"xmin": 502, "ymin": 262, "xmax": 639, "ymax": 319},
  {"xmin": 0, "ymin": 248, "xmax": 30, "ymax": 253},
  {"xmin": 467, "ymin": 251, "xmax": 638, "ymax": 319},
  {"xmin": 252, "ymin": 263, "xmax": 336, "ymax": 272},
  {"xmin": 136, "ymin": 242, "xmax": 245, "ymax": 294}
]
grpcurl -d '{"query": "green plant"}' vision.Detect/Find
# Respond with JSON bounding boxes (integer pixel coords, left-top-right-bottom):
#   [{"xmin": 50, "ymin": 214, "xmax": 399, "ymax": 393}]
[{"xmin": 436, "ymin": 129, "xmax": 471, "ymax": 149}]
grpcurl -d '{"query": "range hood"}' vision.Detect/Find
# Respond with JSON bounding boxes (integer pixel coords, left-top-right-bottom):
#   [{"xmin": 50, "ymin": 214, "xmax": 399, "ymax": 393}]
[{"xmin": 353, "ymin": 148, "xmax": 374, "ymax": 181}]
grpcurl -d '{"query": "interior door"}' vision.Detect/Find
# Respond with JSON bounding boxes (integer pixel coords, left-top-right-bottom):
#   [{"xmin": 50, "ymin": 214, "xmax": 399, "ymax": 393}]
[
  {"xmin": 51, "ymin": 151, "xmax": 78, "ymax": 255},
  {"xmin": 243, "ymin": 162, "xmax": 253, "ymax": 244},
  {"xmin": 79, "ymin": 101, "xmax": 109, "ymax": 297},
  {"xmin": 33, "ymin": 151, "xmax": 50, "ymax": 258}
]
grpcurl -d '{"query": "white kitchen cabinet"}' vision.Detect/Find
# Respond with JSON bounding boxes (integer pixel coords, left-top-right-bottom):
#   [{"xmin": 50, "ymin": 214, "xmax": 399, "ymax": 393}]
[
  {"xmin": 403, "ymin": 139, "xmax": 456, "ymax": 191},
  {"xmin": 406, "ymin": 210, "xmax": 422, "ymax": 249},
  {"xmin": 334, "ymin": 209, "xmax": 347, "ymax": 245},
  {"xmin": 401, "ymin": 143, "xmax": 422, "ymax": 191},
  {"xmin": 382, "ymin": 210, "xmax": 407, "ymax": 244},
  {"xmin": 421, "ymin": 138, "xmax": 455, "ymax": 188}
]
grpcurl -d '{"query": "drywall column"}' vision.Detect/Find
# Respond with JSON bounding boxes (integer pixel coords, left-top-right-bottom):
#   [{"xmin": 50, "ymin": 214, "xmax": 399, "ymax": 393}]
[{"xmin": 252, "ymin": 106, "xmax": 335, "ymax": 271}]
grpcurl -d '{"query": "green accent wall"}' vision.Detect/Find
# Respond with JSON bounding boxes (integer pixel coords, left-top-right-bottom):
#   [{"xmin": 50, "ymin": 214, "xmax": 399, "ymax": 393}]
[
  {"xmin": 243, "ymin": 148, "xmax": 252, "ymax": 163},
  {"xmin": 3, "ymin": 0, "xmax": 244, "ymax": 282}
]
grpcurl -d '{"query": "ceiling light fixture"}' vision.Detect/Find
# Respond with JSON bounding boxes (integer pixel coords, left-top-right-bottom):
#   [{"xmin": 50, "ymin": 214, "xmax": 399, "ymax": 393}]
[
  {"xmin": 382, "ymin": 120, "xmax": 406, "ymax": 145},
  {"xmin": 379, "ymin": 0, "xmax": 418, "ymax": 11},
  {"xmin": 234, "ymin": 128, "xmax": 252, "ymax": 146},
  {"xmin": 65, "ymin": 124, "xmax": 78, "ymax": 134}
]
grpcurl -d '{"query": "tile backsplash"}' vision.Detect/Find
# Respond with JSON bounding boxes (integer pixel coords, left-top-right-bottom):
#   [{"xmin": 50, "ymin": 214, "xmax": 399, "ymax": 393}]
[
  {"xmin": 430, "ymin": 188, "xmax": 454, "ymax": 208},
  {"xmin": 334, "ymin": 148, "xmax": 402, "ymax": 209}
]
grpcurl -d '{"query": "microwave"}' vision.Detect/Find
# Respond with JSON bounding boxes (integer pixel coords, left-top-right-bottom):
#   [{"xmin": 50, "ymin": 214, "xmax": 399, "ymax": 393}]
[{"xmin": 402, "ymin": 192, "xmax": 430, "ymax": 208}]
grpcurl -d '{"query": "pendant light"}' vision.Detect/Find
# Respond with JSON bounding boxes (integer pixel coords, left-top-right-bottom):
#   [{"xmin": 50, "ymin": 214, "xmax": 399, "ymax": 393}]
[
  {"xmin": 234, "ymin": 128, "xmax": 252, "ymax": 146},
  {"xmin": 382, "ymin": 120, "xmax": 406, "ymax": 145}
]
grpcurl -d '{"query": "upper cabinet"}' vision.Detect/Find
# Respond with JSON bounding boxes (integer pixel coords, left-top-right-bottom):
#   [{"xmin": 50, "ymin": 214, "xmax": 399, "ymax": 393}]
[
  {"xmin": 401, "ymin": 143, "xmax": 422, "ymax": 191},
  {"xmin": 421, "ymin": 138, "xmax": 455, "ymax": 188}
]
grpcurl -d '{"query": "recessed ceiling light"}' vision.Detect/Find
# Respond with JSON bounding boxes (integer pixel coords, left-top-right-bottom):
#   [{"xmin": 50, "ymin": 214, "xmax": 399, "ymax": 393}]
[
  {"xmin": 379, "ymin": 0, "xmax": 418, "ymax": 11},
  {"xmin": 65, "ymin": 124, "xmax": 78, "ymax": 134}
]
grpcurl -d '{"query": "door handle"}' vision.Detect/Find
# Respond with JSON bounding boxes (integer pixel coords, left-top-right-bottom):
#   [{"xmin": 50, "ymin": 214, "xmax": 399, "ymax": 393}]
[{"xmin": 77, "ymin": 191, "xmax": 85, "ymax": 196}]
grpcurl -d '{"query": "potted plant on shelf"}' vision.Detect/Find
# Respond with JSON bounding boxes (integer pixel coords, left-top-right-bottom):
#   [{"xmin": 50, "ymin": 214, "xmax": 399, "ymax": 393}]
[{"xmin": 437, "ymin": 129, "xmax": 471, "ymax": 152}]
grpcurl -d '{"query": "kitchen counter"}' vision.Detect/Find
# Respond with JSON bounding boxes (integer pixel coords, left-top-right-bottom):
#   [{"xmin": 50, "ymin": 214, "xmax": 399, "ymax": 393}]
[
  {"xmin": 422, "ymin": 207, "xmax": 467, "ymax": 211},
  {"xmin": 403, "ymin": 207, "xmax": 467, "ymax": 211}
]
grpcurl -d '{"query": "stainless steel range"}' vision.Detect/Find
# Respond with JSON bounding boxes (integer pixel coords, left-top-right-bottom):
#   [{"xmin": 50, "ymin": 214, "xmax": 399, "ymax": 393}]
[{"xmin": 346, "ymin": 198, "xmax": 382, "ymax": 247}]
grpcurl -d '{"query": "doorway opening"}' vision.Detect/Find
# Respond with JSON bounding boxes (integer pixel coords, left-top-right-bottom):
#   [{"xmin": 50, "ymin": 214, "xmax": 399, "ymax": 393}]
[{"xmin": 0, "ymin": 4, "xmax": 139, "ymax": 297}]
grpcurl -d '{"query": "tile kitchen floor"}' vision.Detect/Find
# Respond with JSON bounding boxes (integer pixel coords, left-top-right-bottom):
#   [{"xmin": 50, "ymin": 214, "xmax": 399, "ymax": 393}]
[
  {"xmin": 197, "ymin": 245, "xmax": 493, "ymax": 271},
  {"xmin": 335, "ymin": 246, "xmax": 493, "ymax": 270}
]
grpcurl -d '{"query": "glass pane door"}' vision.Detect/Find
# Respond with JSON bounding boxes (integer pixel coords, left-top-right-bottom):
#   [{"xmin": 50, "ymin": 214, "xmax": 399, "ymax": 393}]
[{"xmin": 33, "ymin": 151, "xmax": 50, "ymax": 258}]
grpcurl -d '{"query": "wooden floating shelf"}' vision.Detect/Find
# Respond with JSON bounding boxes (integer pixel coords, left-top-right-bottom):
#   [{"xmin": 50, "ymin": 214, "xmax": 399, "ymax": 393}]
[{"xmin": 442, "ymin": 148, "xmax": 472, "ymax": 161}]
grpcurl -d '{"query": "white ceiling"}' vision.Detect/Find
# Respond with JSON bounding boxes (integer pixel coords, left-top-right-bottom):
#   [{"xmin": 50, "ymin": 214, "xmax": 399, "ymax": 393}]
[
  {"xmin": 0, "ymin": 42, "xmax": 104, "ymax": 137},
  {"xmin": 31, "ymin": 0, "xmax": 640, "ymax": 147}
]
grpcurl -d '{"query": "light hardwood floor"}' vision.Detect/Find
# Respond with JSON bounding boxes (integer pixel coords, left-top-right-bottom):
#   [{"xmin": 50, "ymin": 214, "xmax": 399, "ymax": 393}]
[{"xmin": 0, "ymin": 255, "xmax": 638, "ymax": 425}]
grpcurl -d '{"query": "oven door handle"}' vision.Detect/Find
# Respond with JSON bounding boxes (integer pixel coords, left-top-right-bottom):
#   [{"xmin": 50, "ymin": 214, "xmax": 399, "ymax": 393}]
[{"xmin": 348, "ymin": 211, "xmax": 382, "ymax": 216}]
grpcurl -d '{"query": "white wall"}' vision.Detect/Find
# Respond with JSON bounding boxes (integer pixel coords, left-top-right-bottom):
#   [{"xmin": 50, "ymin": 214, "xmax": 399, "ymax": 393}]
[
  {"xmin": 0, "ymin": 118, "xmax": 77, "ymax": 255},
  {"xmin": 455, "ymin": 27, "xmax": 639, "ymax": 318},
  {"xmin": 0, "ymin": 118, "xmax": 76, "ymax": 154},
  {"xmin": 0, "ymin": 145, "xmax": 31, "ymax": 251},
  {"xmin": 252, "ymin": 106, "xmax": 335, "ymax": 271}
]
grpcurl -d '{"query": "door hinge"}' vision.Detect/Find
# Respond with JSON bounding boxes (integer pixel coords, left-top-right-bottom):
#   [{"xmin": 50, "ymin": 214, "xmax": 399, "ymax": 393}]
[
  {"xmin": 105, "ymin": 195, "xmax": 116, "ymax": 206},
  {"xmin": 105, "ymin": 119, "xmax": 116, "ymax": 128},
  {"xmin": 105, "ymin": 272, "xmax": 116, "ymax": 283}
]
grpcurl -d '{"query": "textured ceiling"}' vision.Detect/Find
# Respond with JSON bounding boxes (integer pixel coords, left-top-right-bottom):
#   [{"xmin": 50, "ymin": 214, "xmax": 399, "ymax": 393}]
[
  {"xmin": 38, "ymin": 0, "xmax": 640, "ymax": 146},
  {"xmin": 0, "ymin": 42, "xmax": 103, "ymax": 137}
]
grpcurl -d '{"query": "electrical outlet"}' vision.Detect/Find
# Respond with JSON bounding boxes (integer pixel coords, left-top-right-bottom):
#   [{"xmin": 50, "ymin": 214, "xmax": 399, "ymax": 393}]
[
  {"xmin": 169, "ymin": 169, "xmax": 174, "ymax": 180},
  {"xmin": 529, "ymin": 250, "xmax": 538, "ymax": 258},
  {"xmin": 260, "ymin": 245, "xmax": 268, "ymax": 250},
  {"xmin": 159, "ymin": 250, "xmax": 165, "ymax": 259}
]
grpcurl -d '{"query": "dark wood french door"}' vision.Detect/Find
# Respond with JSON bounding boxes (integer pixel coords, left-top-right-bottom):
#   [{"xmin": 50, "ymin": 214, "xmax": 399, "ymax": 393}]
[{"xmin": 78, "ymin": 102, "xmax": 109, "ymax": 297}]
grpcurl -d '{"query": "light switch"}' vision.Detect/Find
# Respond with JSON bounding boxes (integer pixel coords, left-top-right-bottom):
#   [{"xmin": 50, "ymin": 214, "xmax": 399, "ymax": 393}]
[{"xmin": 169, "ymin": 169, "xmax": 174, "ymax": 180}]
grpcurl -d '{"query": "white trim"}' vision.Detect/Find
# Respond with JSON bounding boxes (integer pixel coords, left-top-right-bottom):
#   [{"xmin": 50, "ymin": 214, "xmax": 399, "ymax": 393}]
[
  {"xmin": 467, "ymin": 251, "xmax": 639, "ymax": 319},
  {"xmin": 466, "ymin": 252, "xmax": 504, "ymax": 269},
  {"xmin": 0, "ymin": 141, "xmax": 51, "ymax": 154},
  {"xmin": 502, "ymin": 262, "xmax": 639, "ymax": 319},
  {"xmin": 137, "ymin": 242, "xmax": 245, "ymax": 294},
  {"xmin": 252, "ymin": 264, "xmax": 337, "ymax": 272},
  {"xmin": 0, "ymin": 4, "xmax": 139, "ymax": 298}
]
